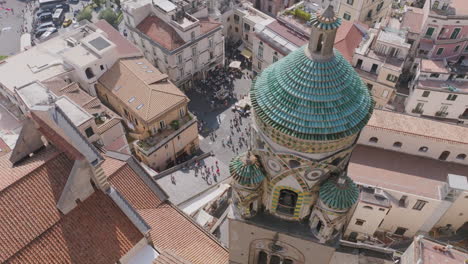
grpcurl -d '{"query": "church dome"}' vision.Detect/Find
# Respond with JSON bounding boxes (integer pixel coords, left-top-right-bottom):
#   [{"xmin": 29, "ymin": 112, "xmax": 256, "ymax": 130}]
[
  {"xmin": 251, "ymin": 47, "xmax": 373, "ymax": 142},
  {"xmin": 319, "ymin": 175, "xmax": 359, "ymax": 210},
  {"xmin": 230, "ymin": 152, "xmax": 265, "ymax": 186},
  {"xmin": 250, "ymin": 6, "xmax": 373, "ymax": 154}
]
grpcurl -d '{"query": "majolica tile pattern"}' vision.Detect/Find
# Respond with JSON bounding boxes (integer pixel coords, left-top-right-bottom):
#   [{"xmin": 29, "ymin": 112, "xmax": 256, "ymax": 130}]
[
  {"xmin": 229, "ymin": 153, "xmax": 266, "ymax": 187},
  {"xmin": 251, "ymin": 47, "xmax": 373, "ymax": 153},
  {"xmin": 319, "ymin": 175, "xmax": 359, "ymax": 210}
]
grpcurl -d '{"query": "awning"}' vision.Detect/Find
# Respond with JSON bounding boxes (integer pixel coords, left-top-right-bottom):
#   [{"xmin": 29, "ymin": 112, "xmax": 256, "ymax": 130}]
[
  {"xmin": 241, "ymin": 48, "xmax": 252, "ymax": 59},
  {"xmin": 229, "ymin": 61, "xmax": 242, "ymax": 69}
]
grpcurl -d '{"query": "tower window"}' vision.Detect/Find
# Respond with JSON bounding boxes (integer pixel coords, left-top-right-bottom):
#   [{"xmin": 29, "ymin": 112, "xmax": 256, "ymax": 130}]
[
  {"xmin": 369, "ymin": 137, "xmax": 378, "ymax": 143},
  {"xmin": 276, "ymin": 189, "xmax": 298, "ymax": 216},
  {"xmin": 316, "ymin": 34, "xmax": 323, "ymax": 52},
  {"xmin": 270, "ymin": 255, "xmax": 281, "ymax": 264},
  {"xmin": 419, "ymin": 146, "xmax": 428, "ymax": 152},
  {"xmin": 257, "ymin": 251, "xmax": 268, "ymax": 264},
  {"xmin": 393, "ymin": 142, "xmax": 402, "ymax": 148}
]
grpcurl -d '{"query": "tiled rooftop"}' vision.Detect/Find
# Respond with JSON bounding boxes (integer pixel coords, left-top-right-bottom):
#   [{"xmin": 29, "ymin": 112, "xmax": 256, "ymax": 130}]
[
  {"xmin": 99, "ymin": 57, "xmax": 188, "ymax": 122},
  {"xmin": 137, "ymin": 16, "xmax": 185, "ymax": 51},
  {"xmin": 106, "ymin": 154, "xmax": 229, "ymax": 264},
  {"xmin": 252, "ymin": 46, "xmax": 373, "ymax": 141},
  {"xmin": 367, "ymin": 110, "xmax": 468, "ymax": 145},
  {"xmin": 349, "ymin": 145, "xmax": 468, "ymax": 199},
  {"xmin": 420, "ymin": 59, "xmax": 449, "ymax": 73},
  {"xmin": 0, "ymin": 148, "xmax": 143, "ymax": 263},
  {"xmin": 401, "ymin": 7, "xmax": 424, "ymax": 34}
]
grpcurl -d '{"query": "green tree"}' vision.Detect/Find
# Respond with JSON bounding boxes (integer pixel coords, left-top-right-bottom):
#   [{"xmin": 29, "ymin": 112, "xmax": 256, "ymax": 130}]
[
  {"xmin": 99, "ymin": 8, "xmax": 118, "ymax": 28},
  {"xmin": 92, "ymin": 0, "xmax": 101, "ymax": 7},
  {"xmin": 77, "ymin": 8, "xmax": 92, "ymax": 22}
]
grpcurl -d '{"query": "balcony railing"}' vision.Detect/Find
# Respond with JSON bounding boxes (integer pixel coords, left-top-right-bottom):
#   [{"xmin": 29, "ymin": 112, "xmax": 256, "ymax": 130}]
[
  {"xmin": 412, "ymin": 108, "xmax": 423, "ymax": 114},
  {"xmin": 135, "ymin": 113, "xmax": 197, "ymax": 156},
  {"xmin": 458, "ymin": 114, "xmax": 468, "ymax": 120},
  {"xmin": 435, "ymin": 111, "xmax": 448, "ymax": 117}
]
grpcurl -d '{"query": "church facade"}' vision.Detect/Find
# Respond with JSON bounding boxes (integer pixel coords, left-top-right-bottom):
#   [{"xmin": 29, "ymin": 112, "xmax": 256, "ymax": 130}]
[{"xmin": 229, "ymin": 5, "xmax": 374, "ymax": 264}]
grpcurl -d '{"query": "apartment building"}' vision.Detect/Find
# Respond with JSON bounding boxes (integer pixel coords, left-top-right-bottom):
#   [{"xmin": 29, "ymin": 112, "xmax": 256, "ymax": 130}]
[
  {"xmin": 342, "ymin": 110, "xmax": 468, "ymax": 241},
  {"xmin": 0, "ymin": 20, "xmax": 141, "ymax": 106},
  {"xmin": 97, "ymin": 57, "xmax": 198, "ymax": 171},
  {"xmin": 416, "ymin": 0, "xmax": 468, "ymax": 61},
  {"xmin": 405, "ymin": 59, "xmax": 468, "ymax": 122},
  {"xmin": 15, "ymin": 80, "xmax": 131, "ymax": 154},
  {"xmin": 401, "ymin": 236, "xmax": 468, "ymax": 264},
  {"xmin": 252, "ymin": 6, "xmax": 368, "ymax": 74},
  {"xmin": 224, "ymin": 1, "xmax": 274, "ymax": 50},
  {"xmin": 122, "ymin": 0, "xmax": 224, "ymax": 90},
  {"xmin": 336, "ymin": 0, "xmax": 393, "ymax": 27}
]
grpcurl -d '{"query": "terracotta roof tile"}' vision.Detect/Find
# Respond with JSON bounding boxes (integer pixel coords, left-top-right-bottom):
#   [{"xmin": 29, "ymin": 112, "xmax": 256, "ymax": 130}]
[
  {"xmin": 95, "ymin": 20, "xmax": 142, "ymax": 58},
  {"xmin": 0, "ymin": 150, "xmax": 143, "ymax": 263},
  {"xmin": 0, "ymin": 138, "xmax": 10, "ymax": 157},
  {"xmin": 137, "ymin": 16, "xmax": 186, "ymax": 51},
  {"xmin": 153, "ymin": 250, "xmax": 192, "ymax": 264},
  {"xmin": 199, "ymin": 18, "xmax": 222, "ymax": 35},
  {"xmin": 334, "ymin": 21, "xmax": 368, "ymax": 62},
  {"xmin": 367, "ymin": 110, "xmax": 468, "ymax": 145},
  {"xmin": 98, "ymin": 57, "xmax": 188, "ymax": 122},
  {"xmin": 107, "ymin": 157, "xmax": 229, "ymax": 264},
  {"xmin": 401, "ymin": 7, "xmax": 424, "ymax": 34}
]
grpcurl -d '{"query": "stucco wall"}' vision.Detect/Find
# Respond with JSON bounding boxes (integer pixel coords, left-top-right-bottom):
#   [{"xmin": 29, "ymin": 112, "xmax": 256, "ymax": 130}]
[
  {"xmin": 358, "ymin": 126, "xmax": 468, "ymax": 165},
  {"xmin": 229, "ymin": 219, "xmax": 335, "ymax": 264},
  {"xmin": 435, "ymin": 191, "xmax": 468, "ymax": 231},
  {"xmin": 344, "ymin": 201, "xmax": 389, "ymax": 239}
]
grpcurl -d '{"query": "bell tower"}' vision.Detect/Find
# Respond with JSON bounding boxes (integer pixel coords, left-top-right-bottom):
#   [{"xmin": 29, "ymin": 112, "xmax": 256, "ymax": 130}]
[{"xmin": 307, "ymin": 5, "xmax": 341, "ymax": 61}]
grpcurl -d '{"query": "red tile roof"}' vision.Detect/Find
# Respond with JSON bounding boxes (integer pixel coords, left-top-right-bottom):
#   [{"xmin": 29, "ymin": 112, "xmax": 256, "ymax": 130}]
[
  {"xmin": 95, "ymin": 19, "xmax": 142, "ymax": 57},
  {"xmin": 263, "ymin": 20, "xmax": 367, "ymax": 63},
  {"xmin": 137, "ymin": 16, "xmax": 186, "ymax": 51},
  {"xmin": 0, "ymin": 138, "xmax": 10, "ymax": 157},
  {"xmin": 199, "ymin": 18, "xmax": 222, "ymax": 34},
  {"xmin": 0, "ymin": 149, "xmax": 143, "ymax": 263},
  {"xmin": 107, "ymin": 156, "xmax": 229, "ymax": 264},
  {"xmin": 334, "ymin": 21, "xmax": 368, "ymax": 62}
]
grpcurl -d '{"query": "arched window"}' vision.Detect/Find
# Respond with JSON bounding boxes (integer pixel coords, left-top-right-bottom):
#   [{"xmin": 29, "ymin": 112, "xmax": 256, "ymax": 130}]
[
  {"xmin": 270, "ymin": 255, "xmax": 281, "ymax": 264},
  {"xmin": 288, "ymin": 160, "xmax": 300, "ymax": 168},
  {"xmin": 258, "ymin": 251, "xmax": 268, "ymax": 264},
  {"xmin": 393, "ymin": 142, "xmax": 402, "ymax": 148},
  {"xmin": 456, "ymin": 154, "xmax": 466, "ymax": 160},
  {"xmin": 419, "ymin": 146, "xmax": 428, "ymax": 152},
  {"xmin": 439, "ymin": 151, "xmax": 450, "ymax": 161},
  {"xmin": 316, "ymin": 34, "xmax": 323, "ymax": 52},
  {"xmin": 85, "ymin": 68, "xmax": 95, "ymax": 79},
  {"xmin": 369, "ymin": 137, "xmax": 378, "ymax": 143},
  {"xmin": 363, "ymin": 206, "xmax": 373, "ymax": 210},
  {"xmin": 277, "ymin": 189, "xmax": 298, "ymax": 215}
]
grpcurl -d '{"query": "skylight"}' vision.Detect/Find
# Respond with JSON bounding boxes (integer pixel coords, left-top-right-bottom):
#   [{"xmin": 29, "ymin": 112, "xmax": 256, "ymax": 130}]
[
  {"xmin": 142, "ymin": 66, "xmax": 148, "ymax": 69},
  {"xmin": 146, "ymin": 70, "xmax": 154, "ymax": 73},
  {"xmin": 136, "ymin": 62, "xmax": 143, "ymax": 65},
  {"xmin": 136, "ymin": 104, "xmax": 144, "ymax": 110},
  {"xmin": 128, "ymin": 96, "xmax": 136, "ymax": 103},
  {"xmin": 114, "ymin": 85, "xmax": 122, "ymax": 91}
]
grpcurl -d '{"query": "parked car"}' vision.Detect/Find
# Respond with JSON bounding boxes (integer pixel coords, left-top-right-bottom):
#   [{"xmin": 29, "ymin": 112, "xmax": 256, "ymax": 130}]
[
  {"xmin": 73, "ymin": 9, "xmax": 80, "ymax": 17},
  {"xmin": 36, "ymin": 21, "xmax": 55, "ymax": 31},
  {"xmin": 55, "ymin": 3, "xmax": 70, "ymax": 12},
  {"xmin": 35, "ymin": 9, "xmax": 49, "ymax": 17},
  {"xmin": 69, "ymin": 0, "xmax": 79, "ymax": 3},
  {"xmin": 62, "ymin": 18, "xmax": 72, "ymax": 27},
  {"xmin": 35, "ymin": 28, "xmax": 50, "ymax": 38},
  {"xmin": 38, "ymin": 12, "xmax": 53, "ymax": 22},
  {"xmin": 40, "ymin": 27, "xmax": 58, "ymax": 40}
]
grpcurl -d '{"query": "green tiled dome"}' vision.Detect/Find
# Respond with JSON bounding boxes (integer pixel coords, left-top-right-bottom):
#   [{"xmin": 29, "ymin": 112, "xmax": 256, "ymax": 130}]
[
  {"xmin": 230, "ymin": 152, "xmax": 265, "ymax": 186},
  {"xmin": 251, "ymin": 46, "xmax": 373, "ymax": 141},
  {"xmin": 319, "ymin": 175, "xmax": 359, "ymax": 210}
]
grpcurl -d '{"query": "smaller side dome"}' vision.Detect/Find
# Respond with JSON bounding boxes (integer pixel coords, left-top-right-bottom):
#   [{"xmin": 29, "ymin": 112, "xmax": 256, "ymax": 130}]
[
  {"xmin": 230, "ymin": 152, "xmax": 266, "ymax": 186},
  {"xmin": 319, "ymin": 174, "xmax": 359, "ymax": 210}
]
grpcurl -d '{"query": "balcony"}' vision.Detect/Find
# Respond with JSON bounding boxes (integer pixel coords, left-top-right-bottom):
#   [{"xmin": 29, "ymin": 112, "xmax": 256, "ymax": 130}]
[
  {"xmin": 412, "ymin": 108, "xmax": 423, "ymax": 114},
  {"xmin": 459, "ymin": 114, "xmax": 468, "ymax": 120},
  {"xmin": 435, "ymin": 111, "xmax": 448, "ymax": 118},
  {"xmin": 135, "ymin": 113, "xmax": 197, "ymax": 156}
]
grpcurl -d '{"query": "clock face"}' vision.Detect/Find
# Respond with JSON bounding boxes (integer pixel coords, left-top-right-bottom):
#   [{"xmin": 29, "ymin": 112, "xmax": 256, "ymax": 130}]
[
  {"xmin": 304, "ymin": 169, "xmax": 324, "ymax": 181},
  {"xmin": 267, "ymin": 159, "xmax": 282, "ymax": 173}
]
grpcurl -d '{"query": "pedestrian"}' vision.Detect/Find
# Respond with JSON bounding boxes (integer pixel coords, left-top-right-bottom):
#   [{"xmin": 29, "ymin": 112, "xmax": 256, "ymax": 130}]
[{"xmin": 215, "ymin": 161, "xmax": 218, "ymax": 167}]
